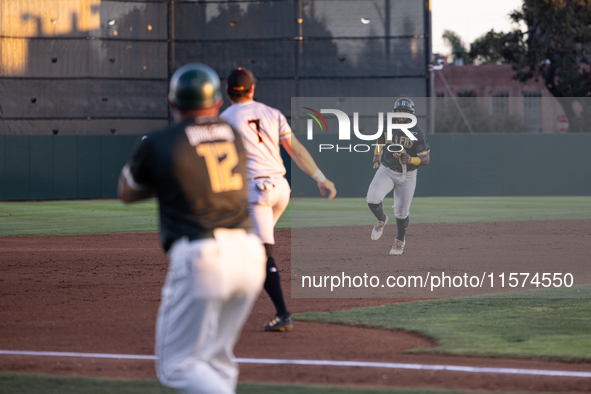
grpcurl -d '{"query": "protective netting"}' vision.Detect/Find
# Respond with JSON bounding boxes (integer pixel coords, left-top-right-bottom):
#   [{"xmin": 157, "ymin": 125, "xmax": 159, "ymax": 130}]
[{"xmin": 0, "ymin": 0, "xmax": 430, "ymax": 135}]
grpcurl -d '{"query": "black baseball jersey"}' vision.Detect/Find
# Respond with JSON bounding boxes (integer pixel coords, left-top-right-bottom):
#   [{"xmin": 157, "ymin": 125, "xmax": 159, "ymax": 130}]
[
  {"xmin": 128, "ymin": 117, "xmax": 251, "ymax": 252},
  {"xmin": 381, "ymin": 125, "xmax": 430, "ymax": 173}
]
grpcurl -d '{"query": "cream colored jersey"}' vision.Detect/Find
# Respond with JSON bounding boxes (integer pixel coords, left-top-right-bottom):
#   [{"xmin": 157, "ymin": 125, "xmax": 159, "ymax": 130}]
[{"xmin": 221, "ymin": 101, "xmax": 292, "ymax": 179}]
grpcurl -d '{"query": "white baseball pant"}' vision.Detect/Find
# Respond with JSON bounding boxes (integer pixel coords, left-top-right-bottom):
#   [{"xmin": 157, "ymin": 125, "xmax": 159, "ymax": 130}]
[
  {"xmin": 366, "ymin": 166, "xmax": 417, "ymax": 219},
  {"xmin": 155, "ymin": 229, "xmax": 266, "ymax": 394},
  {"xmin": 248, "ymin": 177, "xmax": 290, "ymax": 245}
]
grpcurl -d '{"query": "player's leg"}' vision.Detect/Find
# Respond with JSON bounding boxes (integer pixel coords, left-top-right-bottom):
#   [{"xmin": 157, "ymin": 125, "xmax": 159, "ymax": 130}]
[
  {"xmin": 249, "ymin": 203, "xmax": 288, "ymax": 320},
  {"xmin": 390, "ymin": 170, "xmax": 417, "ymax": 256},
  {"xmin": 155, "ymin": 238, "xmax": 234, "ymax": 394},
  {"xmin": 271, "ymin": 178, "xmax": 290, "ymax": 227},
  {"xmin": 207, "ymin": 232, "xmax": 266, "ymax": 393},
  {"xmin": 263, "ymin": 177, "xmax": 292, "ymax": 331},
  {"xmin": 249, "ymin": 178, "xmax": 292, "ymax": 331},
  {"xmin": 209, "ymin": 292, "xmax": 257, "ymax": 392},
  {"xmin": 366, "ymin": 166, "xmax": 395, "ymax": 240}
]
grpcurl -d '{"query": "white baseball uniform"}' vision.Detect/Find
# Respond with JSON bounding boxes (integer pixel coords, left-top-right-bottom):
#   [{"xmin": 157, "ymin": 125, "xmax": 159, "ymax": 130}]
[
  {"xmin": 221, "ymin": 101, "xmax": 292, "ymax": 245},
  {"xmin": 156, "ymin": 231, "xmax": 265, "ymax": 394}
]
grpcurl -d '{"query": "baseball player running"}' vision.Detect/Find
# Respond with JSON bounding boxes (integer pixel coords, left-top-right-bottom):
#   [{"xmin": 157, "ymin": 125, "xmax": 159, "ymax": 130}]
[
  {"xmin": 118, "ymin": 63, "xmax": 266, "ymax": 394},
  {"xmin": 221, "ymin": 67, "xmax": 336, "ymax": 332},
  {"xmin": 366, "ymin": 98, "xmax": 430, "ymax": 255}
]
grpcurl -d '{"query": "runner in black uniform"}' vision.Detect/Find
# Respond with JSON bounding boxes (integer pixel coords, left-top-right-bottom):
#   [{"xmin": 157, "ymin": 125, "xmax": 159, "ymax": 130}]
[
  {"xmin": 366, "ymin": 98, "xmax": 430, "ymax": 256},
  {"xmin": 118, "ymin": 63, "xmax": 266, "ymax": 394}
]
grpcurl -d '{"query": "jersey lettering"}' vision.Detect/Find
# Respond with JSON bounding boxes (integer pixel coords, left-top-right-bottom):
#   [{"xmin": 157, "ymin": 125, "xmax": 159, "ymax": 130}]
[
  {"xmin": 196, "ymin": 142, "xmax": 243, "ymax": 193},
  {"xmin": 394, "ymin": 135, "xmax": 414, "ymax": 149}
]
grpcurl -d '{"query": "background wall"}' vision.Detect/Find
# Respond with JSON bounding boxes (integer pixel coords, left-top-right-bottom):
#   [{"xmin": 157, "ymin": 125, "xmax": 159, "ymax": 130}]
[
  {"xmin": 1, "ymin": 134, "xmax": 589, "ymax": 201},
  {"xmin": 291, "ymin": 133, "xmax": 591, "ymax": 198},
  {"xmin": 0, "ymin": 0, "xmax": 431, "ymax": 136},
  {"xmin": 0, "ymin": 135, "xmax": 140, "ymax": 200}
]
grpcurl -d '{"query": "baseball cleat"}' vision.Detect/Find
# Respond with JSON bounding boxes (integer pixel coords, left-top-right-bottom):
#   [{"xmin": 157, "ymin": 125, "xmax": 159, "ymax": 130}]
[
  {"xmin": 263, "ymin": 314, "xmax": 293, "ymax": 332},
  {"xmin": 371, "ymin": 215, "xmax": 389, "ymax": 241},
  {"xmin": 389, "ymin": 239, "xmax": 405, "ymax": 255}
]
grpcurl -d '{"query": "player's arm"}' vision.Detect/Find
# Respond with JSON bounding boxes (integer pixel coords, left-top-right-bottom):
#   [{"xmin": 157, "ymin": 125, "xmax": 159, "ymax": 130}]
[
  {"xmin": 119, "ymin": 137, "xmax": 156, "ymax": 203},
  {"xmin": 401, "ymin": 131, "xmax": 430, "ymax": 166},
  {"xmin": 373, "ymin": 134, "xmax": 385, "ymax": 168},
  {"xmin": 118, "ymin": 164, "xmax": 153, "ymax": 203},
  {"xmin": 400, "ymin": 151, "xmax": 429, "ymax": 166},
  {"xmin": 280, "ymin": 134, "xmax": 337, "ymax": 200}
]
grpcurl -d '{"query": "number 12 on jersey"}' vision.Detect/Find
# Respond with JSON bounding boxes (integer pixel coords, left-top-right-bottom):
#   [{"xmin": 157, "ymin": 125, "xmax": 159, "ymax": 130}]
[{"xmin": 196, "ymin": 142, "xmax": 243, "ymax": 193}]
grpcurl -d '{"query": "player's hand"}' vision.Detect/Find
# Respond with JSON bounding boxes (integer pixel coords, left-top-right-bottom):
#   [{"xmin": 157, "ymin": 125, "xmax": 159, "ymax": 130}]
[
  {"xmin": 317, "ymin": 179, "xmax": 337, "ymax": 201},
  {"xmin": 400, "ymin": 153, "xmax": 411, "ymax": 164},
  {"xmin": 372, "ymin": 154, "xmax": 381, "ymax": 169}
]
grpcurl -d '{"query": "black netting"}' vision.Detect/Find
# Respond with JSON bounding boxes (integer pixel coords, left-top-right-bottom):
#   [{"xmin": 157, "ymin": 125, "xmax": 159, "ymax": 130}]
[{"xmin": 1, "ymin": 0, "xmax": 429, "ymax": 135}]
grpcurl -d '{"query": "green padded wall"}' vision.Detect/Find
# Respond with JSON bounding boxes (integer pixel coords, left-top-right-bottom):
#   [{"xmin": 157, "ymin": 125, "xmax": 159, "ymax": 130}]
[
  {"xmin": 291, "ymin": 133, "xmax": 591, "ymax": 198},
  {"xmin": 0, "ymin": 136, "xmax": 5, "ymax": 200},
  {"xmin": 1, "ymin": 134, "xmax": 590, "ymax": 201},
  {"xmin": 77, "ymin": 136, "xmax": 102, "ymax": 199},
  {"xmin": 54, "ymin": 137, "xmax": 78, "ymax": 199},
  {"xmin": 29, "ymin": 136, "xmax": 54, "ymax": 200},
  {"xmin": 4, "ymin": 137, "xmax": 30, "ymax": 200},
  {"xmin": 1, "ymin": 135, "xmax": 141, "ymax": 200}
]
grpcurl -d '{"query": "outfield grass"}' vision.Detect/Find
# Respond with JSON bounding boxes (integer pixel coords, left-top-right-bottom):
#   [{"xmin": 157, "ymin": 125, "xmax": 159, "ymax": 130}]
[
  {"xmin": 1, "ymin": 196, "xmax": 590, "ymax": 236},
  {"xmin": 291, "ymin": 196, "xmax": 591, "ymax": 228},
  {"xmin": 0, "ymin": 372, "xmax": 530, "ymax": 394},
  {"xmin": 296, "ymin": 285, "xmax": 591, "ymax": 361},
  {"xmin": 0, "ymin": 200, "xmax": 158, "ymax": 237},
  {"xmin": 0, "ymin": 200, "xmax": 290, "ymax": 237}
]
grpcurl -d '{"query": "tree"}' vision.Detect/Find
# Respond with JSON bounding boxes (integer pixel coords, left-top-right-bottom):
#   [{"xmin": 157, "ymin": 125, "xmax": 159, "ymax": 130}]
[
  {"xmin": 503, "ymin": 0, "xmax": 591, "ymax": 131},
  {"xmin": 443, "ymin": 29, "xmax": 514, "ymax": 65},
  {"xmin": 442, "ymin": 30, "xmax": 469, "ymax": 65},
  {"xmin": 468, "ymin": 30, "xmax": 514, "ymax": 65}
]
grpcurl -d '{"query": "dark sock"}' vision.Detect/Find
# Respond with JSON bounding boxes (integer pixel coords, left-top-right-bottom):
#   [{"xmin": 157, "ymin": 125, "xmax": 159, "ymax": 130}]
[
  {"xmin": 396, "ymin": 216, "xmax": 410, "ymax": 241},
  {"xmin": 368, "ymin": 202, "xmax": 386, "ymax": 222},
  {"xmin": 264, "ymin": 256, "xmax": 289, "ymax": 317}
]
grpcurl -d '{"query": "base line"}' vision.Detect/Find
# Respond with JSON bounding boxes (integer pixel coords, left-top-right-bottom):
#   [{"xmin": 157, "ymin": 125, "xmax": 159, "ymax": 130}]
[{"xmin": 1, "ymin": 350, "xmax": 590, "ymax": 378}]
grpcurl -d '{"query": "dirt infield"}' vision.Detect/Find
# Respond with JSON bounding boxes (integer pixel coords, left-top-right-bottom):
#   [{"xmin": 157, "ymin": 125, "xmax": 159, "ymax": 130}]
[{"xmin": 1, "ymin": 221, "xmax": 591, "ymax": 392}]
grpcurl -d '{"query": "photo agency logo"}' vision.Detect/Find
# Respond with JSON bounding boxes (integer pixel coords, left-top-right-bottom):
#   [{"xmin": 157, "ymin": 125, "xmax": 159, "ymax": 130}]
[{"xmin": 302, "ymin": 103, "xmax": 418, "ymax": 153}]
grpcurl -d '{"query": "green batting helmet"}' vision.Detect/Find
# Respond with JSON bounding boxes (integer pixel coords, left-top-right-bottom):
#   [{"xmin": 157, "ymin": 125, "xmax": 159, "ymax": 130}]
[
  {"xmin": 168, "ymin": 63, "xmax": 222, "ymax": 109},
  {"xmin": 393, "ymin": 98, "xmax": 415, "ymax": 114}
]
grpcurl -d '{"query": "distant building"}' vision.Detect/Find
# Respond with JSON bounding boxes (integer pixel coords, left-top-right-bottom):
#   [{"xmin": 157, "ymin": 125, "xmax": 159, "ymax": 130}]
[{"xmin": 433, "ymin": 64, "xmax": 566, "ymax": 133}]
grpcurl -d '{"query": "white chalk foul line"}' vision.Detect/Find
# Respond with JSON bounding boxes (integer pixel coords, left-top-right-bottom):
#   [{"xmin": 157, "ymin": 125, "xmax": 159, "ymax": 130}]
[
  {"xmin": 0, "ymin": 350, "xmax": 156, "ymax": 360},
  {"xmin": 1, "ymin": 350, "xmax": 591, "ymax": 378}
]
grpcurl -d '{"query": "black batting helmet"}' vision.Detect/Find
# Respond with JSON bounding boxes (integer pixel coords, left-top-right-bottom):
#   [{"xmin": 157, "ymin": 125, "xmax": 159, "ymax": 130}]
[
  {"xmin": 393, "ymin": 98, "xmax": 415, "ymax": 114},
  {"xmin": 168, "ymin": 63, "xmax": 222, "ymax": 109}
]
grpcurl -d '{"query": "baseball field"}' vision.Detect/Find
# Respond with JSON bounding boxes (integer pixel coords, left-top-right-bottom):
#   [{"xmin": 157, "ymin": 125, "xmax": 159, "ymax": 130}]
[{"xmin": 1, "ymin": 196, "xmax": 591, "ymax": 393}]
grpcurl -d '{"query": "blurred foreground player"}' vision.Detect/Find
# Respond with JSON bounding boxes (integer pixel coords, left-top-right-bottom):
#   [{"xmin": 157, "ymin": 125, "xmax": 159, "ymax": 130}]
[
  {"xmin": 221, "ymin": 67, "xmax": 336, "ymax": 331},
  {"xmin": 118, "ymin": 63, "xmax": 266, "ymax": 394}
]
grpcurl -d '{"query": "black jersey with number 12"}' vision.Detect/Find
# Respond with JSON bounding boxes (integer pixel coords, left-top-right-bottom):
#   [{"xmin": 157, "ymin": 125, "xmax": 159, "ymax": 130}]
[{"xmin": 128, "ymin": 117, "xmax": 251, "ymax": 252}]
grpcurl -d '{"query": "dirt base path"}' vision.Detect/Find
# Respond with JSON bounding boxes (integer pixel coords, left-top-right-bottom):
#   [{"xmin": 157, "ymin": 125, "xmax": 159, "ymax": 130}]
[{"xmin": 1, "ymin": 220, "xmax": 591, "ymax": 392}]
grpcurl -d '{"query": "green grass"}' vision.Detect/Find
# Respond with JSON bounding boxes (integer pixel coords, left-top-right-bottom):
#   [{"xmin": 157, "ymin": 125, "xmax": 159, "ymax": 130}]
[
  {"xmin": 296, "ymin": 285, "xmax": 591, "ymax": 361},
  {"xmin": 1, "ymin": 196, "xmax": 589, "ymax": 236},
  {"xmin": 0, "ymin": 372, "xmax": 532, "ymax": 394},
  {"xmin": 0, "ymin": 200, "xmax": 159, "ymax": 236},
  {"xmin": 291, "ymin": 196, "xmax": 591, "ymax": 228},
  {"xmin": 0, "ymin": 200, "xmax": 290, "ymax": 237},
  {"xmin": 0, "ymin": 372, "xmax": 174, "ymax": 394}
]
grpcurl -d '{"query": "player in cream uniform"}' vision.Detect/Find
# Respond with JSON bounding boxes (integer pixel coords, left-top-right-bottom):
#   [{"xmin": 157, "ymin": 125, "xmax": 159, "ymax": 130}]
[{"xmin": 221, "ymin": 67, "xmax": 336, "ymax": 331}]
